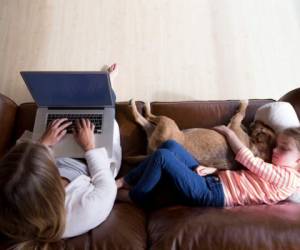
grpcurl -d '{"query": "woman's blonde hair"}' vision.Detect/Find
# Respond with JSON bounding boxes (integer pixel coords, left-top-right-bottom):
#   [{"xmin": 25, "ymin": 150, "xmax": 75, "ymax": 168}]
[
  {"xmin": 282, "ymin": 127, "xmax": 300, "ymax": 151},
  {"xmin": 0, "ymin": 142, "xmax": 66, "ymax": 250}
]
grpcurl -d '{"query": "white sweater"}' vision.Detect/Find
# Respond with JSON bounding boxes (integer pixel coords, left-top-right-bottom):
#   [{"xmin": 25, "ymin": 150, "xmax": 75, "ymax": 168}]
[
  {"xmin": 62, "ymin": 147, "xmax": 117, "ymax": 238},
  {"xmin": 17, "ymin": 120, "xmax": 122, "ymax": 238}
]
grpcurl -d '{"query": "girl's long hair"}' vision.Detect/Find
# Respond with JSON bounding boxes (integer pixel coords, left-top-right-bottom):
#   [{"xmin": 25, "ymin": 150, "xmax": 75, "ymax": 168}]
[{"xmin": 0, "ymin": 142, "xmax": 66, "ymax": 250}]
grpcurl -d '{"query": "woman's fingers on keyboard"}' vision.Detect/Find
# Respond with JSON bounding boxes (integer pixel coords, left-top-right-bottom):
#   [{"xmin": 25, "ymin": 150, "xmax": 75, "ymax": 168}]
[
  {"xmin": 51, "ymin": 118, "xmax": 68, "ymax": 128},
  {"xmin": 57, "ymin": 121, "xmax": 72, "ymax": 133},
  {"xmin": 80, "ymin": 118, "xmax": 86, "ymax": 128},
  {"xmin": 90, "ymin": 122, "xmax": 95, "ymax": 130},
  {"xmin": 78, "ymin": 118, "xmax": 94, "ymax": 130},
  {"xmin": 86, "ymin": 119, "xmax": 91, "ymax": 127}
]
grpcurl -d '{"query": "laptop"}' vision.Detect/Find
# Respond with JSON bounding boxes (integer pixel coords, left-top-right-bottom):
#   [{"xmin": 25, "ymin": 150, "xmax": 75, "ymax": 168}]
[{"xmin": 21, "ymin": 71, "xmax": 115, "ymax": 158}]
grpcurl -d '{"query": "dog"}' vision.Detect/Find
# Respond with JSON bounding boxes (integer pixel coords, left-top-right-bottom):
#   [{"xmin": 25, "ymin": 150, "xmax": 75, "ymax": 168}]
[{"xmin": 126, "ymin": 100, "xmax": 276, "ymax": 170}]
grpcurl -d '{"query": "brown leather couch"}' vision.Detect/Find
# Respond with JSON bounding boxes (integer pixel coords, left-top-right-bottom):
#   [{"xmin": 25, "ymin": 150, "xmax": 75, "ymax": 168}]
[{"xmin": 1, "ymin": 88, "xmax": 300, "ymax": 250}]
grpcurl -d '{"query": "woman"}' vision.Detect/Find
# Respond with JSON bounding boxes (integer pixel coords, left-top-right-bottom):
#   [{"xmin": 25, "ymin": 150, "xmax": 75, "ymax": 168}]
[{"xmin": 0, "ymin": 64, "xmax": 121, "ymax": 249}]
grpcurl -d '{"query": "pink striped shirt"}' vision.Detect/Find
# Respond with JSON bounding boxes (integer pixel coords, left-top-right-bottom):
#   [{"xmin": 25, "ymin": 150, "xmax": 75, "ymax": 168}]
[{"xmin": 218, "ymin": 147, "xmax": 300, "ymax": 207}]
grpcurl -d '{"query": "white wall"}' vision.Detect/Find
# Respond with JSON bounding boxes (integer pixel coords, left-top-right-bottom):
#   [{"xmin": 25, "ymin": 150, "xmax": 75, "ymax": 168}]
[{"xmin": 0, "ymin": 0, "xmax": 300, "ymax": 104}]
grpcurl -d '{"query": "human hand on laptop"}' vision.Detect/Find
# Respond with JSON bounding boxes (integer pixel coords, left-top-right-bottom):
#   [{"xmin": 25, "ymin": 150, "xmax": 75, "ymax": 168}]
[
  {"xmin": 39, "ymin": 118, "xmax": 72, "ymax": 147},
  {"xmin": 73, "ymin": 118, "xmax": 96, "ymax": 152}
]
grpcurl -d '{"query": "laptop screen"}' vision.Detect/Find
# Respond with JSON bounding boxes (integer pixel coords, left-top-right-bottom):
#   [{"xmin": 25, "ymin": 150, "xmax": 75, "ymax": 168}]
[{"xmin": 21, "ymin": 71, "xmax": 115, "ymax": 107}]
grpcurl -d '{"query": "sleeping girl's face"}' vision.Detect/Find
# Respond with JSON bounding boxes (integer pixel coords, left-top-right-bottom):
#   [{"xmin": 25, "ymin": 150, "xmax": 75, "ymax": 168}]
[{"xmin": 272, "ymin": 134, "xmax": 300, "ymax": 168}]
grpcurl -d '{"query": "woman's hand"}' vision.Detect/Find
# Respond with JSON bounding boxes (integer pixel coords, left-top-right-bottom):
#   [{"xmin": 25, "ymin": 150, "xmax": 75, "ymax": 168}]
[
  {"xmin": 39, "ymin": 118, "xmax": 72, "ymax": 147},
  {"xmin": 194, "ymin": 165, "xmax": 218, "ymax": 176},
  {"xmin": 73, "ymin": 118, "xmax": 95, "ymax": 152}
]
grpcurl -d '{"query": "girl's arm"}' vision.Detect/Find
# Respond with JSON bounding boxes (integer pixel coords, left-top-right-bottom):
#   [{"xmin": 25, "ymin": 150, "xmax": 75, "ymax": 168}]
[
  {"xmin": 214, "ymin": 125, "xmax": 297, "ymax": 187},
  {"xmin": 213, "ymin": 125, "xmax": 246, "ymax": 154},
  {"xmin": 235, "ymin": 147, "xmax": 297, "ymax": 188}
]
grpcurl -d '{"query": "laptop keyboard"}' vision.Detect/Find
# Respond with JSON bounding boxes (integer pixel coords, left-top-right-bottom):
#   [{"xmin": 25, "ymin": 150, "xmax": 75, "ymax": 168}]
[{"xmin": 47, "ymin": 114, "xmax": 103, "ymax": 134}]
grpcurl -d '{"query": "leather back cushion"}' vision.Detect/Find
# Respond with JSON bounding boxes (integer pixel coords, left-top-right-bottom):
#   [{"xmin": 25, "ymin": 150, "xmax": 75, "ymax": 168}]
[
  {"xmin": 13, "ymin": 100, "xmax": 274, "ymax": 140},
  {"xmin": 150, "ymin": 99, "xmax": 273, "ymax": 129}
]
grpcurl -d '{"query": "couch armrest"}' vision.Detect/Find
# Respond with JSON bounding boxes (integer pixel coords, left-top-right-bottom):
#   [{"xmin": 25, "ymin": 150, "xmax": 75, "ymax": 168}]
[
  {"xmin": 0, "ymin": 93, "xmax": 17, "ymax": 157},
  {"xmin": 279, "ymin": 88, "xmax": 300, "ymax": 119}
]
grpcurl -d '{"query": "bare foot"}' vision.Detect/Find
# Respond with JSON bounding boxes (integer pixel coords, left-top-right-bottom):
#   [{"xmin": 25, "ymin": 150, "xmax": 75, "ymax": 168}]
[
  {"xmin": 107, "ymin": 63, "xmax": 118, "ymax": 83},
  {"xmin": 116, "ymin": 177, "xmax": 131, "ymax": 190},
  {"xmin": 117, "ymin": 189, "xmax": 133, "ymax": 203},
  {"xmin": 107, "ymin": 63, "xmax": 117, "ymax": 73}
]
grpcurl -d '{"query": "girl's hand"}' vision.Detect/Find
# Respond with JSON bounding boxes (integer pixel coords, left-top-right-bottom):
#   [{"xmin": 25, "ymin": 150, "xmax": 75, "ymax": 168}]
[
  {"xmin": 194, "ymin": 165, "xmax": 218, "ymax": 176},
  {"xmin": 73, "ymin": 119, "xmax": 96, "ymax": 152},
  {"xmin": 213, "ymin": 125, "xmax": 246, "ymax": 154},
  {"xmin": 213, "ymin": 125, "xmax": 233, "ymax": 137},
  {"xmin": 39, "ymin": 118, "xmax": 72, "ymax": 147}
]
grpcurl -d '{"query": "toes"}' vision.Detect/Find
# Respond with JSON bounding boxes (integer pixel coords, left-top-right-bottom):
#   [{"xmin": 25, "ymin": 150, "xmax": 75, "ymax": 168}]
[{"xmin": 108, "ymin": 63, "xmax": 117, "ymax": 73}]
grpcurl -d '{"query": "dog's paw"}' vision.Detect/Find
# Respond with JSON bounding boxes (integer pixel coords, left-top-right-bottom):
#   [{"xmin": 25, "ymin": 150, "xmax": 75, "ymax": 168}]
[
  {"xmin": 129, "ymin": 98, "xmax": 135, "ymax": 106},
  {"xmin": 240, "ymin": 99, "xmax": 249, "ymax": 107}
]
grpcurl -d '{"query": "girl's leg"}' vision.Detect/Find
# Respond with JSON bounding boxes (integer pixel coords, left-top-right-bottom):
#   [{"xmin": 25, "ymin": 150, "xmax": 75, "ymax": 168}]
[
  {"xmin": 130, "ymin": 148, "xmax": 222, "ymax": 207},
  {"xmin": 123, "ymin": 152, "xmax": 158, "ymax": 186},
  {"xmin": 116, "ymin": 151, "xmax": 163, "ymax": 203},
  {"xmin": 122, "ymin": 140, "xmax": 198, "ymax": 187},
  {"xmin": 159, "ymin": 140, "xmax": 199, "ymax": 169}
]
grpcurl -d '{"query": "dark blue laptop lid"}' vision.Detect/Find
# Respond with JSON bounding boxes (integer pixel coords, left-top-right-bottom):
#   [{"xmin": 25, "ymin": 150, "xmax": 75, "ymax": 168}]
[{"xmin": 20, "ymin": 71, "xmax": 115, "ymax": 107}]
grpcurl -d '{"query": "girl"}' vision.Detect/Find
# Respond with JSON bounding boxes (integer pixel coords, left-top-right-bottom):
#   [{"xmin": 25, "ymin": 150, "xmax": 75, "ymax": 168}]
[
  {"xmin": 0, "ymin": 64, "xmax": 121, "ymax": 249},
  {"xmin": 116, "ymin": 126, "xmax": 300, "ymax": 208}
]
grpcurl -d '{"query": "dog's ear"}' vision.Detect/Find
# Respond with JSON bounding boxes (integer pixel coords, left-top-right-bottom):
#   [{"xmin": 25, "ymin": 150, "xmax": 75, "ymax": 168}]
[
  {"xmin": 250, "ymin": 121, "xmax": 276, "ymax": 162},
  {"xmin": 250, "ymin": 121, "xmax": 265, "ymax": 133},
  {"xmin": 258, "ymin": 122, "xmax": 276, "ymax": 143},
  {"xmin": 250, "ymin": 121, "xmax": 273, "ymax": 134},
  {"xmin": 251, "ymin": 121, "xmax": 275, "ymax": 142}
]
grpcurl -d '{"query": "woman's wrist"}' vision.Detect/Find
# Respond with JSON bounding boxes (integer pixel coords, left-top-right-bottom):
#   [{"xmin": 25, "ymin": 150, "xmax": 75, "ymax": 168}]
[
  {"xmin": 38, "ymin": 138, "xmax": 51, "ymax": 147},
  {"xmin": 83, "ymin": 144, "xmax": 96, "ymax": 152}
]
